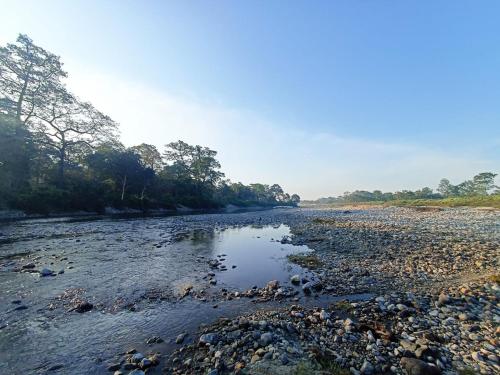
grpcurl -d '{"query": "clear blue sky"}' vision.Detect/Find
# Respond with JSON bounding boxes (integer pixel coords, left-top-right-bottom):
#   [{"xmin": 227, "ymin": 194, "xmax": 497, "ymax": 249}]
[{"xmin": 1, "ymin": 1, "xmax": 498, "ymax": 198}]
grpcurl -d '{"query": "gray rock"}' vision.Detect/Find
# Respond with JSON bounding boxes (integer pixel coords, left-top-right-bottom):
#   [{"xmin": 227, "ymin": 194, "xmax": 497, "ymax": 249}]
[
  {"xmin": 360, "ymin": 360, "xmax": 374, "ymax": 374},
  {"xmin": 175, "ymin": 333, "xmax": 187, "ymax": 344},
  {"xmin": 199, "ymin": 333, "xmax": 219, "ymax": 345},
  {"xmin": 400, "ymin": 357, "xmax": 441, "ymax": 375},
  {"xmin": 39, "ymin": 268, "xmax": 53, "ymax": 277},
  {"xmin": 260, "ymin": 332, "xmax": 273, "ymax": 346},
  {"xmin": 131, "ymin": 352, "xmax": 144, "ymax": 363}
]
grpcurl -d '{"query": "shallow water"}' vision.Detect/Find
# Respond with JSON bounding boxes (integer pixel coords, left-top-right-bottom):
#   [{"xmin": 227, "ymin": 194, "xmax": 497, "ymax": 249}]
[{"xmin": 0, "ymin": 213, "xmax": 366, "ymax": 374}]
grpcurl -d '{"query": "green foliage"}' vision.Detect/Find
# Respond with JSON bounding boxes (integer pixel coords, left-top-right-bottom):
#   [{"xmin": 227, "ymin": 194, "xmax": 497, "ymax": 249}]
[
  {"xmin": 311, "ymin": 172, "xmax": 498, "ymax": 206},
  {"xmin": 389, "ymin": 195, "xmax": 500, "ymax": 209},
  {"xmin": 0, "ymin": 34, "xmax": 300, "ymax": 214}
]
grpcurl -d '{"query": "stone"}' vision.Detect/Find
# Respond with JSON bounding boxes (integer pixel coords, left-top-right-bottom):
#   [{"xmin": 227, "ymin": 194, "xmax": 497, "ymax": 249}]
[
  {"xmin": 139, "ymin": 358, "xmax": 152, "ymax": 368},
  {"xmin": 199, "ymin": 333, "xmax": 219, "ymax": 346},
  {"xmin": 107, "ymin": 363, "xmax": 121, "ymax": 371},
  {"xmin": 290, "ymin": 275, "xmax": 300, "ymax": 284},
  {"xmin": 39, "ymin": 268, "xmax": 53, "ymax": 277},
  {"xmin": 260, "ymin": 332, "xmax": 273, "ymax": 346},
  {"xmin": 360, "ymin": 360, "xmax": 374, "ymax": 374},
  {"xmin": 400, "ymin": 357, "xmax": 441, "ymax": 375},
  {"xmin": 175, "ymin": 333, "xmax": 187, "ymax": 344},
  {"xmin": 438, "ymin": 293, "xmax": 450, "ymax": 306},
  {"xmin": 319, "ymin": 309, "xmax": 330, "ymax": 321},
  {"xmin": 280, "ymin": 353, "xmax": 289, "ymax": 365},
  {"xmin": 75, "ymin": 301, "xmax": 93, "ymax": 313},
  {"xmin": 131, "ymin": 353, "xmax": 144, "ymax": 363},
  {"xmin": 266, "ymin": 280, "xmax": 280, "ymax": 290}
]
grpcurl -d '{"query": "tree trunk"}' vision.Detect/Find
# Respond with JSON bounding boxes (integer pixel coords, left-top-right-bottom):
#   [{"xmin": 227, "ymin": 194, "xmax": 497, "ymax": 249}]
[
  {"xmin": 58, "ymin": 146, "xmax": 65, "ymax": 188},
  {"xmin": 17, "ymin": 64, "xmax": 33, "ymax": 121},
  {"xmin": 121, "ymin": 175, "xmax": 127, "ymax": 201}
]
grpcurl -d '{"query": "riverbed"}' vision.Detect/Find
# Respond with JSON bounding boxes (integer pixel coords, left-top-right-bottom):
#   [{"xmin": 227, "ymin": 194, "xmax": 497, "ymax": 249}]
[
  {"xmin": 1, "ymin": 207, "xmax": 498, "ymax": 375},
  {"xmin": 0, "ymin": 209, "xmax": 357, "ymax": 374}
]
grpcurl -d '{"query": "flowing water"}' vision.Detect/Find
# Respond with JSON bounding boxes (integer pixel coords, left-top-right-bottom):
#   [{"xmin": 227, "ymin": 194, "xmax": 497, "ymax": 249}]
[{"xmin": 0, "ymin": 212, "xmax": 368, "ymax": 374}]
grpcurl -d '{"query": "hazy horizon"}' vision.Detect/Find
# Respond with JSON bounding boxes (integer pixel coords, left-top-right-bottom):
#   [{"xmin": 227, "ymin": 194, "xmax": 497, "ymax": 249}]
[{"xmin": 1, "ymin": 1, "xmax": 499, "ymax": 199}]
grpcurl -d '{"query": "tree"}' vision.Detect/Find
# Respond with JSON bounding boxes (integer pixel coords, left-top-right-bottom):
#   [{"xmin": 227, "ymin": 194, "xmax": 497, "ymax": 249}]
[
  {"xmin": 163, "ymin": 140, "xmax": 224, "ymax": 186},
  {"xmin": 472, "ymin": 172, "xmax": 497, "ymax": 195},
  {"xmin": 87, "ymin": 148, "xmax": 145, "ymax": 202},
  {"xmin": 30, "ymin": 89, "xmax": 117, "ymax": 186},
  {"xmin": 437, "ymin": 178, "xmax": 456, "ymax": 197},
  {"xmin": 291, "ymin": 194, "xmax": 301, "ymax": 205},
  {"xmin": 130, "ymin": 143, "xmax": 163, "ymax": 172},
  {"xmin": 456, "ymin": 180, "xmax": 476, "ymax": 196},
  {"xmin": 0, "ymin": 113, "xmax": 34, "ymax": 204},
  {"xmin": 0, "ymin": 34, "xmax": 66, "ymax": 122}
]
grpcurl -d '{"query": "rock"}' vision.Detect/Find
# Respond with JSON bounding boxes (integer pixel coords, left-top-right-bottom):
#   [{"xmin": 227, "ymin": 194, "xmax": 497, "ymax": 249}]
[
  {"xmin": 319, "ymin": 309, "xmax": 330, "ymax": 321},
  {"xmin": 438, "ymin": 293, "xmax": 450, "ymax": 306},
  {"xmin": 360, "ymin": 360, "xmax": 374, "ymax": 374},
  {"xmin": 302, "ymin": 280, "xmax": 322, "ymax": 293},
  {"xmin": 471, "ymin": 351, "xmax": 484, "ymax": 362},
  {"xmin": 280, "ymin": 353, "xmax": 289, "ymax": 365},
  {"xmin": 260, "ymin": 332, "xmax": 273, "ymax": 346},
  {"xmin": 22, "ymin": 263, "xmax": 36, "ymax": 269},
  {"xmin": 290, "ymin": 275, "xmax": 300, "ymax": 284},
  {"xmin": 400, "ymin": 357, "xmax": 441, "ymax": 375},
  {"xmin": 75, "ymin": 301, "xmax": 93, "ymax": 313},
  {"xmin": 128, "ymin": 371, "xmax": 145, "ymax": 375},
  {"xmin": 39, "ymin": 268, "xmax": 53, "ymax": 277},
  {"xmin": 139, "ymin": 358, "xmax": 152, "ymax": 368},
  {"xmin": 107, "ymin": 363, "xmax": 121, "ymax": 371},
  {"xmin": 266, "ymin": 280, "xmax": 280, "ymax": 290},
  {"xmin": 131, "ymin": 353, "xmax": 144, "ymax": 363},
  {"xmin": 175, "ymin": 333, "xmax": 187, "ymax": 344},
  {"xmin": 146, "ymin": 336, "xmax": 163, "ymax": 344},
  {"xmin": 400, "ymin": 339, "xmax": 418, "ymax": 352},
  {"xmin": 251, "ymin": 354, "xmax": 260, "ymax": 363},
  {"xmin": 199, "ymin": 333, "xmax": 219, "ymax": 346}
]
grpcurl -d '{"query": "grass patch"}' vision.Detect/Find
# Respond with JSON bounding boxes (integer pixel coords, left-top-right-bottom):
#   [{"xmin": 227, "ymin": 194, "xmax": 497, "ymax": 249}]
[
  {"xmin": 294, "ymin": 359, "xmax": 350, "ymax": 375},
  {"xmin": 488, "ymin": 274, "xmax": 500, "ymax": 283},
  {"xmin": 288, "ymin": 253, "xmax": 323, "ymax": 269},
  {"xmin": 305, "ymin": 196, "xmax": 500, "ymax": 209},
  {"xmin": 458, "ymin": 368, "xmax": 478, "ymax": 375},
  {"xmin": 387, "ymin": 195, "xmax": 500, "ymax": 209},
  {"xmin": 332, "ymin": 300, "xmax": 353, "ymax": 311}
]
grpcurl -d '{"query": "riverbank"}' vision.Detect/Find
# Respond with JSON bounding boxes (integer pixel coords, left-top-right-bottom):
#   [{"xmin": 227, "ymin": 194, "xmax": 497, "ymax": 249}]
[
  {"xmin": 302, "ymin": 195, "xmax": 500, "ymax": 210},
  {"xmin": 0, "ymin": 204, "xmax": 282, "ymax": 222}
]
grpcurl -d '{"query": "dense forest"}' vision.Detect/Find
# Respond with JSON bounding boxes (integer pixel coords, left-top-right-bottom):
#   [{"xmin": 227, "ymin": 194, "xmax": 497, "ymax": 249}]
[
  {"xmin": 309, "ymin": 172, "xmax": 499, "ymax": 204},
  {"xmin": 0, "ymin": 35, "xmax": 300, "ymax": 214}
]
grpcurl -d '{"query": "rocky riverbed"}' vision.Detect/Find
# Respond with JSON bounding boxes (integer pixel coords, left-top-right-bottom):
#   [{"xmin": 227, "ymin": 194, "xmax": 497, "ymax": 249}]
[
  {"xmin": 0, "ymin": 207, "xmax": 498, "ymax": 374},
  {"xmin": 160, "ymin": 206, "xmax": 499, "ymax": 375}
]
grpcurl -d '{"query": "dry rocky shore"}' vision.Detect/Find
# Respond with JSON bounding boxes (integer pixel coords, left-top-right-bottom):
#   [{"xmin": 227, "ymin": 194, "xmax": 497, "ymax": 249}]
[{"xmin": 144, "ymin": 207, "xmax": 499, "ymax": 375}]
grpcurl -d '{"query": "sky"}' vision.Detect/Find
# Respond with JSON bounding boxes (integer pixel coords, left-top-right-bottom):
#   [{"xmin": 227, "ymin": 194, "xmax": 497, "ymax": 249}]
[{"xmin": 0, "ymin": 1, "xmax": 499, "ymax": 199}]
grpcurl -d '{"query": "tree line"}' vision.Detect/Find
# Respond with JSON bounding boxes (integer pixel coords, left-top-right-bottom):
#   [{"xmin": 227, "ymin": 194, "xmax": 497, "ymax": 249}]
[
  {"xmin": 311, "ymin": 172, "xmax": 498, "ymax": 204},
  {"xmin": 0, "ymin": 35, "xmax": 300, "ymax": 214}
]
